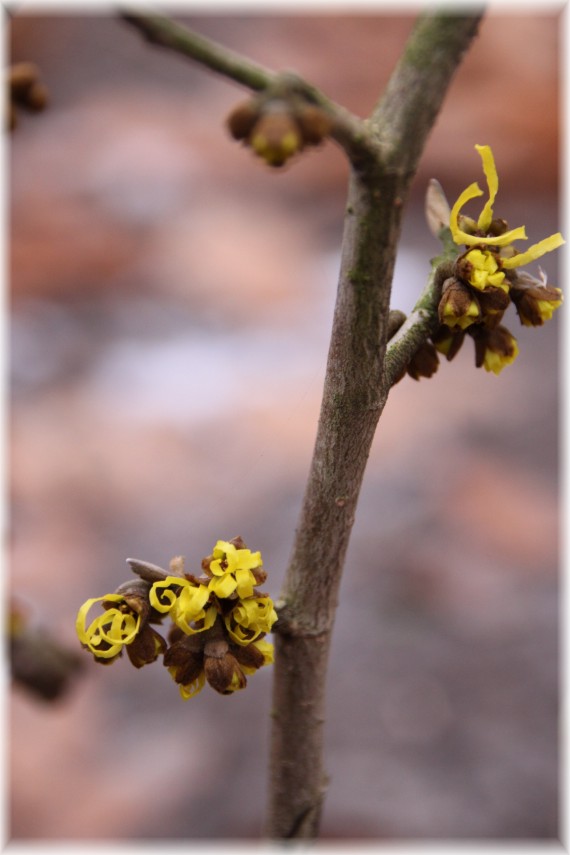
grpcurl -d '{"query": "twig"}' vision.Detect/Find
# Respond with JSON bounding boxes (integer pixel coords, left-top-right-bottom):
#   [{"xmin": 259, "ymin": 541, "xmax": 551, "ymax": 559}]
[
  {"xmin": 383, "ymin": 255, "xmax": 455, "ymax": 388},
  {"xmin": 120, "ymin": 10, "xmax": 377, "ymax": 168},
  {"xmin": 121, "ymin": 11, "xmax": 273, "ymax": 90}
]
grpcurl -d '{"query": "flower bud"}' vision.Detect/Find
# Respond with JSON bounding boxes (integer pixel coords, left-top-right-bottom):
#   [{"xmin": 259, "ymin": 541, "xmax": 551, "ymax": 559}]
[
  {"xmin": 431, "ymin": 326, "xmax": 465, "ymax": 361},
  {"xmin": 164, "ymin": 633, "xmax": 205, "ymax": 686},
  {"xmin": 249, "ymin": 106, "xmax": 302, "ymax": 167},
  {"xmin": 476, "ymin": 284, "xmax": 511, "ymax": 328},
  {"xmin": 126, "ymin": 624, "xmax": 167, "ymax": 668},
  {"xmin": 509, "ymin": 272, "xmax": 563, "ymax": 326},
  {"xmin": 406, "ymin": 342, "xmax": 439, "ymax": 381},
  {"xmin": 204, "ymin": 651, "xmax": 247, "ymax": 694},
  {"xmin": 9, "ymin": 62, "xmax": 40, "ymax": 101},
  {"xmin": 295, "ymin": 104, "xmax": 332, "ymax": 145},
  {"xmin": 226, "ymin": 99, "xmax": 260, "ymax": 140},
  {"xmin": 438, "ymin": 277, "xmax": 481, "ymax": 329},
  {"xmin": 470, "ymin": 324, "xmax": 519, "ymax": 374}
]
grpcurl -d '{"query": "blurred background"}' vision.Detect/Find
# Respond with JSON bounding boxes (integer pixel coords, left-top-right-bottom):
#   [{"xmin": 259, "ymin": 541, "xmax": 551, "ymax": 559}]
[{"xmin": 8, "ymin": 6, "xmax": 562, "ymax": 842}]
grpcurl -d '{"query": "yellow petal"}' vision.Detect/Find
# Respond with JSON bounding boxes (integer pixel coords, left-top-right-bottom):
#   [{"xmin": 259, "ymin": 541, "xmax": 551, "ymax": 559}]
[
  {"xmin": 501, "ymin": 233, "xmax": 565, "ymax": 269},
  {"xmin": 450, "ymin": 181, "xmax": 483, "ymax": 244},
  {"xmin": 149, "ymin": 577, "xmax": 185, "ymax": 613},
  {"xmin": 475, "ymin": 145, "xmax": 498, "ymax": 232},
  {"xmin": 208, "ymin": 573, "xmax": 237, "ymax": 599},
  {"xmin": 450, "ymin": 182, "xmax": 527, "ymax": 247},
  {"xmin": 175, "ymin": 603, "xmax": 217, "ymax": 636},
  {"xmin": 483, "ymin": 338, "xmax": 520, "ymax": 374},
  {"xmin": 235, "ymin": 568, "xmax": 255, "ymax": 599},
  {"xmin": 178, "ymin": 671, "xmax": 206, "ymax": 700}
]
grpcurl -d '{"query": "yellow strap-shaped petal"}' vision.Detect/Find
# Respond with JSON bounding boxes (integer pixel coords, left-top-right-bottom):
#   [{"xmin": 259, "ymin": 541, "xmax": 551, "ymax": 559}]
[
  {"xmin": 450, "ymin": 181, "xmax": 483, "ymax": 244},
  {"xmin": 175, "ymin": 603, "xmax": 217, "ymax": 636},
  {"xmin": 76, "ymin": 594, "xmax": 121, "ymax": 643},
  {"xmin": 76, "ymin": 594, "xmax": 141, "ymax": 657},
  {"xmin": 177, "ymin": 671, "xmax": 206, "ymax": 700},
  {"xmin": 208, "ymin": 573, "xmax": 237, "ymax": 599},
  {"xmin": 149, "ymin": 576, "xmax": 188, "ymax": 613},
  {"xmin": 475, "ymin": 144, "xmax": 498, "ymax": 231},
  {"xmin": 501, "ymin": 233, "xmax": 565, "ymax": 269},
  {"xmin": 450, "ymin": 180, "xmax": 527, "ymax": 247},
  {"xmin": 235, "ymin": 568, "xmax": 255, "ymax": 599}
]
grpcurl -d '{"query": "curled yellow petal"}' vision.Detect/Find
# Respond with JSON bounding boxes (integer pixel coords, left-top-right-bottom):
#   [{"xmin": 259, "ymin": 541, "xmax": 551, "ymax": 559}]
[
  {"xmin": 475, "ymin": 144, "xmax": 498, "ymax": 231},
  {"xmin": 174, "ymin": 602, "xmax": 217, "ymax": 636},
  {"xmin": 208, "ymin": 573, "xmax": 237, "ymax": 599},
  {"xmin": 450, "ymin": 181, "xmax": 483, "ymax": 244},
  {"xmin": 76, "ymin": 594, "xmax": 141, "ymax": 658},
  {"xmin": 501, "ymin": 233, "xmax": 565, "ymax": 269},
  {"xmin": 176, "ymin": 670, "xmax": 206, "ymax": 700},
  {"xmin": 149, "ymin": 577, "xmax": 186, "ymax": 613}
]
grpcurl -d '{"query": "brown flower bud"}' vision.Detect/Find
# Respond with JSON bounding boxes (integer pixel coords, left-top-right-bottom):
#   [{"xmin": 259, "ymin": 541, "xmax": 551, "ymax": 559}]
[
  {"xmin": 249, "ymin": 107, "xmax": 302, "ymax": 167},
  {"xmin": 431, "ymin": 325, "xmax": 466, "ymax": 362},
  {"xmin": 470, "ymin": 324, "xmax": 519, "ymax": 373},
  {"xmin": 232, "ymin": 640, "xmax": 266, "ymax": 671},
  {"xmin": 25, "ymin": 82, "xmax": 48, "ymax": 112},
  {"xmin": 110, "ymin": 579, "xmax": 152, "ymax": 622},
  {"xmin": 438, "ymin": 277, "xmax": 481, "ymax": 330},
  {"xmin": 204, "ymin": 651, "xmax": 247, "ymax": 694},
  {"xmin": 126, "ymin": 624, "xmax": 167, "ymax": 668},
  {"xmin": 407, "ymin": 342, "xmax": 439, "ymax": 381},
  {"xmin": 226, "ymin": 99, "xmax": 260, "ymax": 140},
  {"xmin": 476, "ymin": 284, "xmax": 510, "ymax": 328},
  {"xmin": 295, "ymin": 104, "xmax": 332, "ymax": 145},
  {"xmin": 9, "ymin": 62, "xmax": 40, "ymax": 100},
  {"xmin": 509, "ymin": 272, "xmax": 563, "ymax": 327},
  {"xmin": 164, "ymin": 634, "xmax": 205, "ymax": 685}
]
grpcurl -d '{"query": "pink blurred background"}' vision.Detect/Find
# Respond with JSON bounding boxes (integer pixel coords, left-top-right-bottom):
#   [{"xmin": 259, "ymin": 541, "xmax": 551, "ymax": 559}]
[{"xmin": 9, "ymin": 8, "xmax": 562, "ymax": 842}]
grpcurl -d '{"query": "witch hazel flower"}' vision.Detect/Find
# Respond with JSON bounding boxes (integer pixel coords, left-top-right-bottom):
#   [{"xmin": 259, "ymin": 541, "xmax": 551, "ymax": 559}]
[
  {"xmin": 75, "ymin": 537, "xmax": 278, "ymax": 699},
  {"xmin": 429, "ymin": 144, "xmax": 564, "ymax": 374}
]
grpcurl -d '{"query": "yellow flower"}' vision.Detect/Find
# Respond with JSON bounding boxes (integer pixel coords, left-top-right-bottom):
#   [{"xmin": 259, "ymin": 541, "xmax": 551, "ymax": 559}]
[
  {"xmin": 438, "ymin": 277, "xmax": 481, "ymax": 330},
  {"xmin": 509, "ymin": 272, "xmax": 563, "ymax": 326},
  {"xmin": 150, "ymin": 577, "xmax": 216, "ymax": 636},
  {"xmin": 224, "ymin": 595, "xmax": 278, "ymax": 646},
  {"xmin": 240, "ymin": 639, "xmax": 274, "ymax": 675},
  {"xmin": 472, "ymin": 325, "xmax": 520, "ymax": 375},
  {"xmin": 208, "ymin": 540, "xmax": 262, "ymax": 599},
  {"xmin": 249, "ymin": 109, "xmax": 301, "ymax": 167},
  {"xmin": 450, "ymin": 145, "xmax": 564, "ymax": 263},
  {"xmin": 76, "ymin": 594, "xmax": 141, "ymax": 660},
  {"xmin": 460, "ymin": 249, "xmax": 507, "ymax": 292},
  {"xmin": 176, "ymin": 670, "xmax": 206, "ymax": 700}
]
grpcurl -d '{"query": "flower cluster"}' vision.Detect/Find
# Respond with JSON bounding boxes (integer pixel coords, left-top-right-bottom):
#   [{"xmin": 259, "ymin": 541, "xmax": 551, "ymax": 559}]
[
  {"xmin": 226, "ymin": 92, "xmax": 332, "ymax": 168},
  {"xmin": 8, "ymin": 62, "xmax": 48, "ymax": 131},
  {"xmin": 403, "ymin": 145, "xmax": 564, "ymax": 380},
  {"xmin": 76, "ymin": 537, "xmax": 278, "ymax": 699}
]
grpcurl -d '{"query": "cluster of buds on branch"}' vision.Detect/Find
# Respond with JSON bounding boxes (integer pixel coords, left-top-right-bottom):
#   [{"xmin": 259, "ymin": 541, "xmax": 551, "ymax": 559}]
[
  {"xmin": 417, "ymin": 144, "xmax": 564, "ymax": 377},
  {"xmin": 76, "ymin": 537, "xmax": 277, "ymax": 699},
  {"xmin": 394, "ymin": 145, "xmax": 564, "ymax": 382},
  {"xmin": 7, "ymin": 62, "xmax": 48, "ymax": 130},
  {"xmin": 10, "ymin": 599, "xmax": 84, "ymax": 701},
  {"xmin": 226, "ymin": 89, "xmax": 333, "ymax": 168}
]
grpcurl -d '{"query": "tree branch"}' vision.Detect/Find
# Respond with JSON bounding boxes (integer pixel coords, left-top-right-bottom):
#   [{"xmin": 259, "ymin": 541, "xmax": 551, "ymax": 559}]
[
  {"xmin": 121, "ymin": 11, "xmax": 273, "ymax": 90},
  {"xmin": 120, "ymin": 11, "xmax": 377, "ymax": 168},
  {"xmin": 371, "ymin": 10, "xmax": 483, "ymax": 175},
  {"xmin": 267, "ymin": 11, "xmax": 483, "ymax": 839},
  {"xmin": 383, "ymin": 255, "xmax": 455, "ymax": 389}
]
